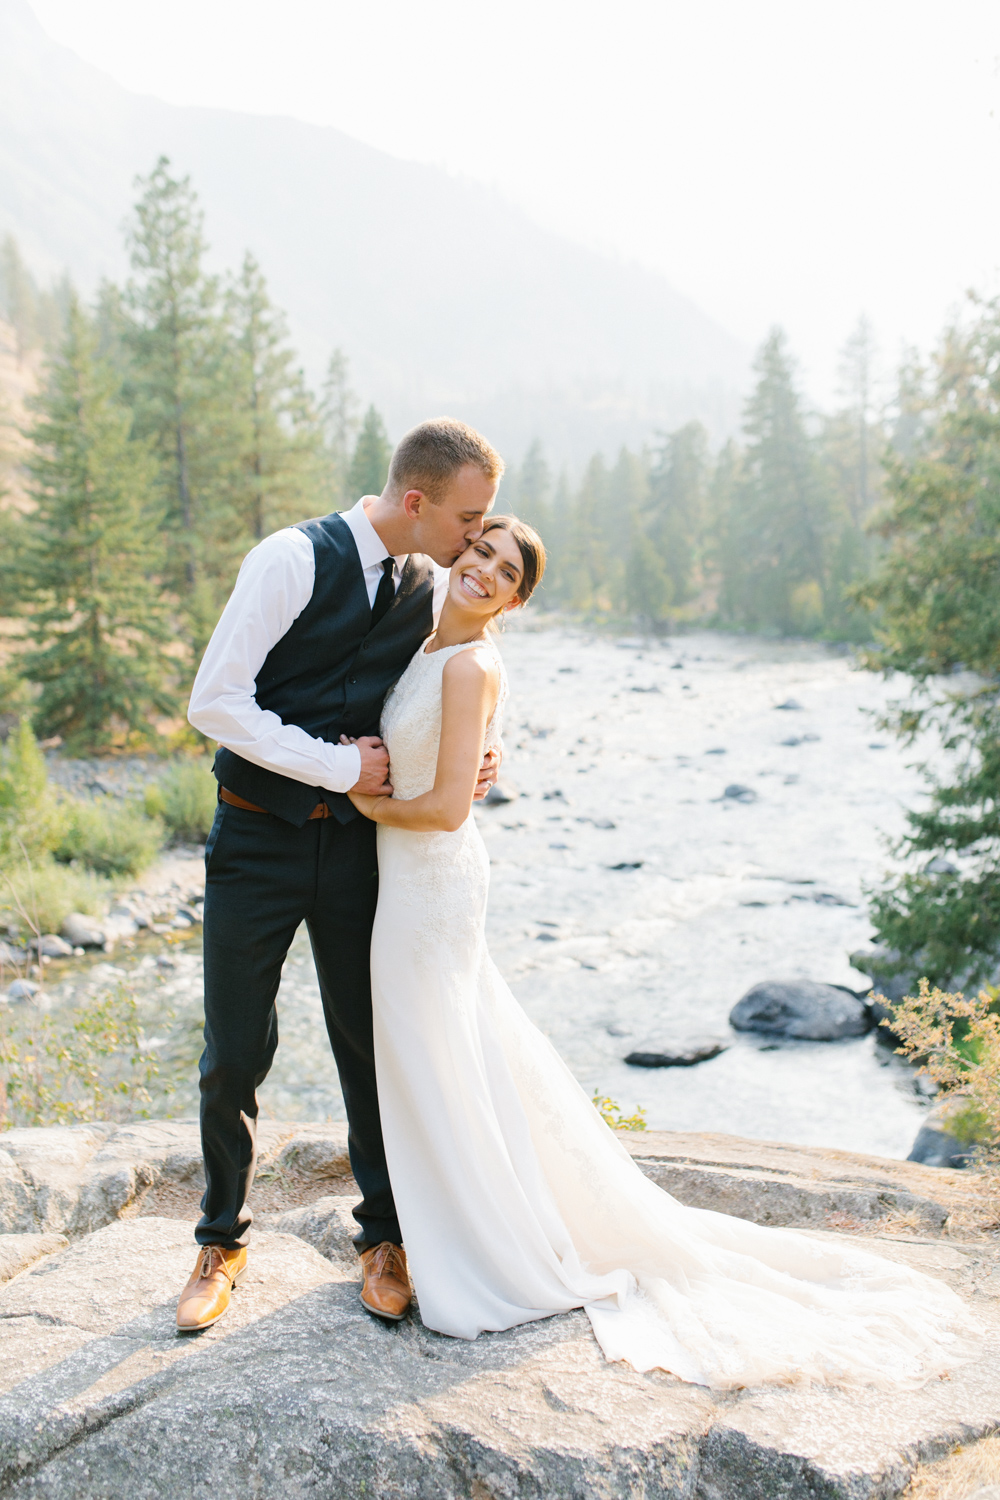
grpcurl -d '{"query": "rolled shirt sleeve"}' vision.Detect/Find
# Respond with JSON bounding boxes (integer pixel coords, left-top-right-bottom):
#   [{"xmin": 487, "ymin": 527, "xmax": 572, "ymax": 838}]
[{"xmin": 188, "ymin": 528, "xmax": 363, "ymax": 793}]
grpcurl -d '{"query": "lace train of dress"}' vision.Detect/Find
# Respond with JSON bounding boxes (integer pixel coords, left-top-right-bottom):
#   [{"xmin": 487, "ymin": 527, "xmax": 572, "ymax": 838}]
[{"xmin": 371, "ymin": 638, "xmax": 979, "ymax": 1390}]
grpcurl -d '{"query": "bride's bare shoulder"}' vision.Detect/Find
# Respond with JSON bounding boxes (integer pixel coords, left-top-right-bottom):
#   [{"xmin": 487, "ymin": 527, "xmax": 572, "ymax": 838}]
[{"xmin": 441, "ymin": 644, "xmax": 501, "ymax": 696}]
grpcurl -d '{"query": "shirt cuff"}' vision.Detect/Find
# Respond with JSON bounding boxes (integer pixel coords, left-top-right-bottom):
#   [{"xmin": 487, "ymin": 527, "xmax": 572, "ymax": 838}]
[{"xmin": 331, "ymin": 742, "xmax": 363, "ymax": 793}]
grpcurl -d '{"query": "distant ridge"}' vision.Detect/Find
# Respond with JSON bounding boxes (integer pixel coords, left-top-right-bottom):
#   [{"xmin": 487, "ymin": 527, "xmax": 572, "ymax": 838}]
[{"xmin": 0, "ymin": 0, "xmax": 748, "ymax": 463}]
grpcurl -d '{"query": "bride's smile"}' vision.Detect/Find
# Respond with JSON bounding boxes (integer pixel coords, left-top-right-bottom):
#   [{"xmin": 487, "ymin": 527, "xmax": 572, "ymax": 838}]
[{"xmin": 448, "ymin": 530, "xmax": 524, "ymax": 617}]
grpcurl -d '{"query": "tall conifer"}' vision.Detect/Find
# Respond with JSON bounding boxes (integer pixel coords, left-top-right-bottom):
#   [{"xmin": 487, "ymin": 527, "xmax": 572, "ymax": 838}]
[
  {"xmin": 122, "ymin": 157, "xmax": 235, "ymax": 646},
  {"xmin": 347, "ymin": 405, "xmax": 392, "ymax": 498},
  {"xmin": 13, "ymin": 298, "xmax": 176, "ymax": 752},
  {"xmin": 227, "ymin": 252, "xmax": 327, "ymax": 545},
  {"xmin": 723, "ymin": 329, "xmax": 831, "ymax": 632},
  {"xmin": 647, "ymin": 422, "xmax": 709, "ymax": 606},
  {"xmin": 320, "ymin": 349, "xmax": 359, "ymax": 509}
]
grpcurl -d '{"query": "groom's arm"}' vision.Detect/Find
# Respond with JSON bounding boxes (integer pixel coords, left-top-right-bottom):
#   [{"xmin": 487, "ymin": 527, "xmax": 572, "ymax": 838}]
[{"xmin": 188, "ymin": 528, "xmax": 379, "ymax": 793}]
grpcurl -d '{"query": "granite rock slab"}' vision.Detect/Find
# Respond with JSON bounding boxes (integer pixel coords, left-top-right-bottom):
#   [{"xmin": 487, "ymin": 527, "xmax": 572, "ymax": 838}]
[{"xmin": 0, "ymin": 1218, "xmax": 999, "ymax": 1498}]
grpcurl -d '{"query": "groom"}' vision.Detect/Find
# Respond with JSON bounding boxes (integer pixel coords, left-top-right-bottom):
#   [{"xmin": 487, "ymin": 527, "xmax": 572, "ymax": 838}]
[{"xmin": 177, "ymin": 417, "xmax": 504, "ymax": 1331}]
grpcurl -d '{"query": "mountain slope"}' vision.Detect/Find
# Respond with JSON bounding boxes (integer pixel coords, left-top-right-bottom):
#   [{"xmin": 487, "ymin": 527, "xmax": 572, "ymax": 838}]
[{"xmin": 0, "ymin": 0, "xmax": 747, "ymax": 462}]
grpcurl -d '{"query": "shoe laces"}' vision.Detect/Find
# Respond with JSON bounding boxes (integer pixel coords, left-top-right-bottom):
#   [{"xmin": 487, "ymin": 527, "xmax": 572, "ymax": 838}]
[
  {"xmin": 367, "ymin": 1243, "xmax": 405, "ymax": 1280},
  {"xmin": 198, "ymin": 1246, "xmax": 225, "ymax": 1280}
]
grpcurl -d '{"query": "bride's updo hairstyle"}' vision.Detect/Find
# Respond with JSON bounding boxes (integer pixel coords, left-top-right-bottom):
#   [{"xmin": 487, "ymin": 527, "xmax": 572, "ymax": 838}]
[{"xmin": 480, "ymin": 514, "xmax": 546, "ymax": 613}]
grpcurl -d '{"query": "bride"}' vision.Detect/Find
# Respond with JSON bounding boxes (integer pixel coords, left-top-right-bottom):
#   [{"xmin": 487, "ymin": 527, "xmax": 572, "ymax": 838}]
[{"xmin": 347, "ymin": 513, "xmax": 978, "ymax": 1391}]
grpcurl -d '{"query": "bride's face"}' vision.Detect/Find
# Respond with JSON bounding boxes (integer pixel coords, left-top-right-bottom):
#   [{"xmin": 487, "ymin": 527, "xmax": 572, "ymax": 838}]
[{"xmin": 448, "ymin": 529, "xmax": 524, "ymax": 619}]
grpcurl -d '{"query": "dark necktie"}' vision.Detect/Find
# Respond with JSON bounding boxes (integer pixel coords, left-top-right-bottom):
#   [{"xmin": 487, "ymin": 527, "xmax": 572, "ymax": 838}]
[{"xmin": 370, "ymin": 557, "xmax": 396, "ymax": 627}]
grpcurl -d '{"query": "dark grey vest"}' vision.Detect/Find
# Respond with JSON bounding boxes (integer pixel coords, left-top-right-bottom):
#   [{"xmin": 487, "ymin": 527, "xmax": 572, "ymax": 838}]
[{"xmin": 213, "ymin": 513, "xmax": 436, "ymax": 826}]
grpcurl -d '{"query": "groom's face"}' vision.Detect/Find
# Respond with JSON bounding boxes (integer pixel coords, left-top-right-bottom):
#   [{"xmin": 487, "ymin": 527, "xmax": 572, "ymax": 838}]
[{"xmin": 407, "ymin": 464, "xmax": 498, "ymax": 568}]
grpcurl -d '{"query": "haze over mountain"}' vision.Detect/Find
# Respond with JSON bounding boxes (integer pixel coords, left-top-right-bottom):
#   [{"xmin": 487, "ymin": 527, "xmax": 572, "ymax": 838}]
[{"xmin": 0, "ymin": 0, "xmax": 747, "ymax": 465}]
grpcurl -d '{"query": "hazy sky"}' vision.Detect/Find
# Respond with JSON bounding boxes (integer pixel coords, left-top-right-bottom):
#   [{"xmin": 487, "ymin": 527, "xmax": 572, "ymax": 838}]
[{"xmin": 28, "ymin": 0, "xmax": 1000, "ymax": 404}]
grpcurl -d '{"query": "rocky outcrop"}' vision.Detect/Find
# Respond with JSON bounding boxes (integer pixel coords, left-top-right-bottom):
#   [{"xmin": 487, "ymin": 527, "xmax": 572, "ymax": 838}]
[
  {"xmin": 0, "ymin": 1120, "xmax": 351, "ymax": 1237},
  {"xmin": 0, "ymin": 1212, "xmax": 999, "ymax": 1498},
  {"xmin": 1, "ymin": 1120, "xmax": 984, "ymax": 1242},
  {"xmin": 0, "ymin": 1121, "xmax": 996, "ymax": 1496},
  {"xmin": 730, "ymin": 979, "xmax": 872, "ymax": 1039}
]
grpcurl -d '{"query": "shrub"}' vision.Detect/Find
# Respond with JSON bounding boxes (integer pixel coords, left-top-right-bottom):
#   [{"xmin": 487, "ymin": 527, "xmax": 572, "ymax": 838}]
[
  {"xmin": 0, "ymin": 853, "xmax": 109, "ymax": 941},
  {"xmin": 55, "ymin": 798, "xmax": 163, "ymax": 877},
  {"xmin": 0, "ymin": 718, "xmax": 66, "ymax": 864},
  {"xmin": 883, "ymin": 979, "xmax": 1000, "ymax": 1159},
  {"xmin": 0, "ymin": 981, "xmax": 167, "ymax": 1126},
  {"xmin": 592, "ymin": 1091, "xmax": 647, "ymax": 1131},
  {"xmin": 146, "ymin": 757, "xmax": 217, "ymax": 843}
]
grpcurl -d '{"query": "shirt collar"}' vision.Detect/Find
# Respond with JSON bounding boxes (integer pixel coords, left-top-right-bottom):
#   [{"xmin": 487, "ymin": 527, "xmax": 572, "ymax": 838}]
[{"xmin": 342, "ymin": 497, "xmax": 408, "ymax": 573}]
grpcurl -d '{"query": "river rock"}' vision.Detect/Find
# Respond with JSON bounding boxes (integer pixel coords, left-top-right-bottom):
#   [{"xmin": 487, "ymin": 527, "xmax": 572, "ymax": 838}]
[
  {"xmin": 723, "ymin": 783, "xmax": 757, "ymax": 803},
  {"xmin": 625, "ymin": 1038, "xmax": 728, "ymax": 1068},
  {"xmin": 483, "ymin": 780, "xmax": 518, "ymax": 805},
  {"xmin": 908, "ymin": 1098, "xmax": 979, "ymax": 1170},
  {"xmin": 729, "ymin": 980, "xmax": 872, "ymax": 1040},
  {"xmin": 5, "ymin": 979, "xmax": 38, "ymax": 1001},
  {"xmin": 59, "ymin": 912, "xmax": 106, "ymax": 948},
  {"xmin": 32, "ymin": 933, "xmax": 73, "ymax": 958}
]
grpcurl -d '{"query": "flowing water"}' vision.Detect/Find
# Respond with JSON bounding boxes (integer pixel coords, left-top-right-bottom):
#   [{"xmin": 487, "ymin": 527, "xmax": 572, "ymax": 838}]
[{"xmin": 29, "ymin": 621, "xmax": 936, "ymax": 1158}]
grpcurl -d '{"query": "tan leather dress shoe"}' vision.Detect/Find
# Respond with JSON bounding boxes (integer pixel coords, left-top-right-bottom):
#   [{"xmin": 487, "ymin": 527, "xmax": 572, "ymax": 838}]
[
  {"xmin": 359, "ymin": 1242, "xmax": 411, "ymax": 1321},
  {"xmin": 176, "ymin": 1244, "xmax": 247, "ymax": 1331}
]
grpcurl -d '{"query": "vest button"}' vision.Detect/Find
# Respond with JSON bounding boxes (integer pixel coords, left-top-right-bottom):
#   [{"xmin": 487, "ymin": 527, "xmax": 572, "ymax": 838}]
[{"xmin": 348, "ymin": 676, "xmax": 357, "ymax": 685}]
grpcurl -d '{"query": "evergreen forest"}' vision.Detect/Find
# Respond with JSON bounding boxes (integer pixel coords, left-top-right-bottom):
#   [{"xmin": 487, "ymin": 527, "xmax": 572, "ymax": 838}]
[
  {"xmin": 0, "ymin": 154, "xmax": 916, "ymax": 759},
  {"xmin": 4, "ymin": 154, "xmax": 1000, "ymax": 1023}
]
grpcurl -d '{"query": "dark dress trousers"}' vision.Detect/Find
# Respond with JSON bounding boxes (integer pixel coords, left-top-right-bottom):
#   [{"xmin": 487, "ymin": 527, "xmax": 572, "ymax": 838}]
[{"xmin": 198, "ymin": 513, "xmax": 435, "ymax": 1249}]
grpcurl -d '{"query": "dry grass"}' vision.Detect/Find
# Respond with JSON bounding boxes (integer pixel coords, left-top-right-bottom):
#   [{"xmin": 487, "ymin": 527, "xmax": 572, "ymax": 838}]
[{"xmin": 903, "ymin": 1435, "xmax": 1000, "ymax": 1499}]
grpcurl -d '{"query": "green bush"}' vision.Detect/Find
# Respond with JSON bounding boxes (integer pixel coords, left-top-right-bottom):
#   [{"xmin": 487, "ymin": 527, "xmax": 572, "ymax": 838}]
[
  {"xmin": 55, "ymin": 797, "xmax": 163, "ymax": 877},
  {"xmin": 146, "ymin": 757, "xmax": 217, "ymax": 843},
  {"xmin": 0, "ymin": 719, "xmax": 66, "ymax": 864},
  {"xmin": 0, "ymin": 853, "xmax": 109, "ymax": 940},
  {"xmin": 0, "ymin": 981, "xmax": 167, "ymax": 1126}
]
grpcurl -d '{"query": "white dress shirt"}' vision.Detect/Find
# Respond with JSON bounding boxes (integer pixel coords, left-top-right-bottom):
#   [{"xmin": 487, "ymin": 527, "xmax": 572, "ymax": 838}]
[{"xmin": 188, "ymin": 498, "xmax": 450, "ymax": 793}]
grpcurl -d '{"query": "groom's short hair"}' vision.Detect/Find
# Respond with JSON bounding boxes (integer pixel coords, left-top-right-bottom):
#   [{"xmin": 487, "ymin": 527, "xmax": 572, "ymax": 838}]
[{"xmin": 388, "ymin": 418, "xmax": 504, "ymax": 502}]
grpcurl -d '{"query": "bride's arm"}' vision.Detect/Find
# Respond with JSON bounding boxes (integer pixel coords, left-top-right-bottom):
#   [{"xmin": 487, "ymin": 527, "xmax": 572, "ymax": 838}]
[{"xmin": 348, "ymin": 649, "xmax": 499, "ymax": 832}]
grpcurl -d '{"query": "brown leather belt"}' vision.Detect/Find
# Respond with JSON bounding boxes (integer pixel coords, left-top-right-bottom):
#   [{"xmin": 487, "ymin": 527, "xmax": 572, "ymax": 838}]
[{"xmin": 219, "ymin": 786, "xmax": 332, "ymax": 819}]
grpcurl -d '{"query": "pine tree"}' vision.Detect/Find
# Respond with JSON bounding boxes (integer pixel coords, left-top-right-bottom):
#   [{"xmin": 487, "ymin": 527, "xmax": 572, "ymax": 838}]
[
  {"xmin": 11, "ymin": 298, "xmax": 177, "ymax": 752},
  {"xmin": 347, "ymin": 405, "xmax": 392, "ymax": 499},
  {"xmin": 723, "ymin": 329, "xmax": 831, "ymax": 633},
  {"xmin": 319, "ymin": 349, "xmax": 359, "ymax": 508},
  {"xmin": 227, "ymin": 252, "xmax": 327, "ymax": 544},
  {"xmin": 512, "ymin": 439, "xmax": 552, "ymax": 534},
  {"xmin": 853, "ymin": 294, "xmax": 1000, "ymax": 984},
  {"xmin": 818, "ymin": 317, "xmax": 885, "ymax": 638},
  {"xmin": 647, "ymin": 422, "xmax": 709, "ymax": 607},
  {"xmin": 121, "ymin": 157, "xmax": 235, "ymax": 641}
]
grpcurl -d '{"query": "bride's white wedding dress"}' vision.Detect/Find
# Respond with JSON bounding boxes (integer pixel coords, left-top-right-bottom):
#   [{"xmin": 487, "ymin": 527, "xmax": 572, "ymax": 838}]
[{"xmin": 370, "ymin": 636, "xmax": 977, "ymax": 1390}]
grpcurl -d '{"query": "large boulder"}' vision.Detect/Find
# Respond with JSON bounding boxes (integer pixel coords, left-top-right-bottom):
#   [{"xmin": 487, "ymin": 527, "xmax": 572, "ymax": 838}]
[
  {"xmin": 729, "ymin": 980, "xmax": 872, "ymax": 1040},
  {"xmin": 0, "ymin": 1214, "xmax": 998, "ymax": 1498}
]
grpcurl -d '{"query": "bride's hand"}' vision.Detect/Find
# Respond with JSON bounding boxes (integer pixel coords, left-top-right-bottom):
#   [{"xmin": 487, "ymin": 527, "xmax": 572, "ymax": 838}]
[
  {"xmin": 347, "ymin": 788, "xmax": 391, "ymax": 820},
  {"xmin": 473, "ymin": 746, "xmax": 501, "ymax": 801}
]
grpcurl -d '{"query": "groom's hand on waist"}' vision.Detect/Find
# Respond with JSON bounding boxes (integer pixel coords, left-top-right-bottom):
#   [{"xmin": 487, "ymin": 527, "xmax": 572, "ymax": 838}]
[{"xmin": 341, "ymin": 735, "xmax": 393, "ymax": 796}]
